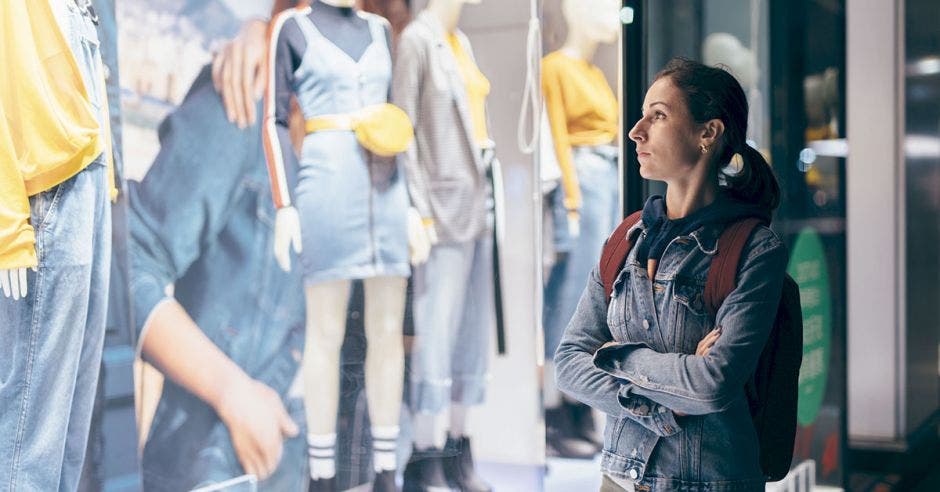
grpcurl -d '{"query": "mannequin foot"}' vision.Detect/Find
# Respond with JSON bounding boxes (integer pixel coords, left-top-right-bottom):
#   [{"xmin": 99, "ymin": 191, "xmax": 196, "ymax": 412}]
[
  {"xmin": 402, "ymin": 447, "xmax": 453, "ymax": 492},
  {"xmin": 567, "ymin": 400, "xmax": 603, "ymax": 448},
  {"xmin": 373, "ymin": 469, "xmax": 399, "ymax": 492},
  {"xmin": 442, "ymin": 436, "xmax": 492, "ymax": 492},
  {"xmin": 308, "ymin": 476, "xmax": 337, "ymax": 492},
  {"xmin": 545, "ymin": 406, "xmax": 598, "ymax": 459}
]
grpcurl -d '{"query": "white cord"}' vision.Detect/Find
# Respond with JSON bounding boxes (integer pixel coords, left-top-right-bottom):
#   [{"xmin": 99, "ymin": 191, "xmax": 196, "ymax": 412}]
[{"xmin": 517, "ymin": 0, "xmax": 541, "ymax": 154}]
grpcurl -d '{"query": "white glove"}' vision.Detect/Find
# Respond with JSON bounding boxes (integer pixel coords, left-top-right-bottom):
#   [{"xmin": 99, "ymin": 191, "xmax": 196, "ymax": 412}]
[
  {"xmin": 0, "ymin": 267, "xmax": 30, "ymax": 300},
  {"xmin": 567, "ymin": 211, "xmax": 581, "ymax": 238},
  {"xmin": 407, "ymin": 207, "xmax": 436, "ymax": 266},
  {"xmin": 274, "ymin": 206, "xmax": 303, "ymax": 272}
]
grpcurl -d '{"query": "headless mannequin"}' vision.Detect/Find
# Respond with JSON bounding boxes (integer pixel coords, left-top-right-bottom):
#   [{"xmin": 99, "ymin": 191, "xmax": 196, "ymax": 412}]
[
  {"xmin": 270, "ymin": 0, "xmax": 421, "ymax": 487},
  {"xmin": 411, "ymin": 0, "xmax": 483, "ymax": 454},
  {"xmin": 543, "ymin": 0, "xmax": 621, "ymax": 455}
]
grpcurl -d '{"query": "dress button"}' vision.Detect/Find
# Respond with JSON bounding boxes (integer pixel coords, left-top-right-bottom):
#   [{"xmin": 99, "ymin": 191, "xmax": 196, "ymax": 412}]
[
  {"xmin": 642, "ymin": 319, "xmax": 650, "ymax": 329},
  {"xmin": 629, "ymin": 469, "xmax": 639, "ymax": 480}
]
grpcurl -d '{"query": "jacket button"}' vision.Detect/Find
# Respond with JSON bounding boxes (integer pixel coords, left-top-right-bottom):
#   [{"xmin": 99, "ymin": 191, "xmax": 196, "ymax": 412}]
[
  {"xmin": 637, "ymin": 404, "xmax": 649, "ymax": 415},
  {"xmin": 642, "ymin": 319, "xmax": 650, "ymax": 329},
  {"xmin": 629, "ymin": 469, "xmax": 639, "ymax": 480}
]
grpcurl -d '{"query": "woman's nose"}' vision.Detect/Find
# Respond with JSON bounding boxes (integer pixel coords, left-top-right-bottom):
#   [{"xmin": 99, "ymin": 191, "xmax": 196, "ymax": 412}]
[{"xmin": 628, "ymin": 120, "xmax": 646, "ymax": 143}]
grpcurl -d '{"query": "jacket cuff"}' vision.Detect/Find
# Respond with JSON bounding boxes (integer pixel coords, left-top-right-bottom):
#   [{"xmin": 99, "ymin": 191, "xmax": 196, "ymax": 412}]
[{"xmin": 617, "ymin": 384, "xmax": 683, "ymax": 437}]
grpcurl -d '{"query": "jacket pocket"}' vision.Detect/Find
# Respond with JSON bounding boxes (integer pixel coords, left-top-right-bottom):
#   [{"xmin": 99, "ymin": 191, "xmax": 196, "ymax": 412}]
[{"xmin": 672, "ymin": 277, "xmax": 710, "ymax": 353}]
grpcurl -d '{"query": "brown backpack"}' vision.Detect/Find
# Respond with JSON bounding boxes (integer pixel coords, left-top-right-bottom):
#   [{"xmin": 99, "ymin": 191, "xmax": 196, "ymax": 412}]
[{"xmin": 599, "ymin": 212, "xmax": 803, "ymax": 482}]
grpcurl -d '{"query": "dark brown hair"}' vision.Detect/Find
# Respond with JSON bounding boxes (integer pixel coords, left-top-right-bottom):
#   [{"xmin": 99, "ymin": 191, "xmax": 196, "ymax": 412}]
[{"xmin": 655, "ymin": 57, "xmax": 781, "ymax": 211}]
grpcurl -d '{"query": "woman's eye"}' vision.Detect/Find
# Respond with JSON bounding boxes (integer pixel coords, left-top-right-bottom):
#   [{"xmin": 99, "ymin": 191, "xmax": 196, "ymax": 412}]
[{"xmin": 654, "ymin": 112, "xmax": 666, "ymax": 120}]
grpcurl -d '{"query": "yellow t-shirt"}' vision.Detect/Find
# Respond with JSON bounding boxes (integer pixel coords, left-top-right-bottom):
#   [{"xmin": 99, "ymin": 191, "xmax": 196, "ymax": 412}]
[
  {"xmin": 542, "ymin": 50, "xmax": 619, "ymax": 214},
  {"xmin": 447, "ymin": 33, "xmax": 491, "ymax": 147},
  {"xmin": 0, "ymin": 0, "xmax": 107, "ymax": 269}
]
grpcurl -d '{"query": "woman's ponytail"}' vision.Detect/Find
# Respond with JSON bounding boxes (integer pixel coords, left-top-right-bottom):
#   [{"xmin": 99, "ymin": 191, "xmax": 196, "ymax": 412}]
[{"xmin": 725, "ymin": 144, "xmax": 780, "ymax": 212}]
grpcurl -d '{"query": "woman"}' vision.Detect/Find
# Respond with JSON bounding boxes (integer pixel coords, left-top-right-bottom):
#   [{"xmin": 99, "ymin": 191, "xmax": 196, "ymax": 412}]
[{"xmin": 554, "ymin": 58, "xmax": 788, "ymax": 492}]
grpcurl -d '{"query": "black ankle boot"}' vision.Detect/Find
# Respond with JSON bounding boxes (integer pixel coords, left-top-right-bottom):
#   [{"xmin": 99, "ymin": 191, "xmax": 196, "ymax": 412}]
[
  {"xmin": 568, "ymin": 400, "xmax": 603, "ymax": 449},
  {"xmin": 545, "ymin": 406, "xmax": 599, "ymax": 459},
  {"xmin": 373, "ymin": 469, "xmax": 398, "ymax": 492},
  {"xmin": 308, "ymin": 476, "xmax": 337, "ymax": 492},
  {"xmin": 402, "ymin": 447, "xmax": 452, "ymax": 492},
  {"xmin": 442, "ymin": 436, "xmax": 492, "ymax": 492}
]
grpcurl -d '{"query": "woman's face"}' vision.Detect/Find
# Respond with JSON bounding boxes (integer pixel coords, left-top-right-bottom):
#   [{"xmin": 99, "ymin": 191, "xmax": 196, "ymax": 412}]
[{"xmin": 628, "ymin": 77, "xmax": 705, "ymax": 182}]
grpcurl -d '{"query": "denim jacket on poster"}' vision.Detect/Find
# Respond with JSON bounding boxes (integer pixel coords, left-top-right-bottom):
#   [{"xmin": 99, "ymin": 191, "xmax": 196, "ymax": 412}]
[
  {"xmin": 554, "ymin": 216, "xmax": 788, "ymax": 491},
  {"xmin": 128, "ymin": 66, "xmax": 307, "ymax": 491}
]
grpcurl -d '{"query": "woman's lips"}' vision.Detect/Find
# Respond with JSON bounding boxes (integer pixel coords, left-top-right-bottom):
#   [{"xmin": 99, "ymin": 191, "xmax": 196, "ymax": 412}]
[{"xmin": 637, "ymin": 151, "xmax": 651, "ymax": 159}]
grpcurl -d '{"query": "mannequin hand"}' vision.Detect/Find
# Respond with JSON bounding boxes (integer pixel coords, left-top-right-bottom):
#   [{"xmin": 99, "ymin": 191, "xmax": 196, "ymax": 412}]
[
  {"xmin": 215, "ymin": 376, "xmax": 299, "ymax": 481},
  {"xmin": 212, "ymin": 18, "xmax": 267, "ymax": 129},
  {"xmin": 567, "ymin": 210, "xmax": 581, "ymax": 238},
  {"xmin": 407, "ymin": 207, "xmax": 434, "ymax": 266},
  {"xmin": 0, "ymin": 267, "xmax": 30, "ymax": 300},
  {"xmin": 274, "ymin": 207, "xmax": 303, "ymax": 272}
]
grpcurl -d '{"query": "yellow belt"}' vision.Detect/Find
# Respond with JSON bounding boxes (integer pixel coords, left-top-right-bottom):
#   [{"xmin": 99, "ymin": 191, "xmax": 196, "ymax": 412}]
[{"xmin": 304, "ymin": 114, "xmax": 357, "ymax": 134}]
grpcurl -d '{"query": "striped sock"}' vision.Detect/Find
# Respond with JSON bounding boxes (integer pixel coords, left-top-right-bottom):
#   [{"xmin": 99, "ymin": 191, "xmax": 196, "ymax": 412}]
[
  {"xmin": 307, "ymin": 433, "xmax": 336, "ymax": 480},
  {"xmin": 372, "ymin": 425, "xmax": 400, "ymax": 472}
]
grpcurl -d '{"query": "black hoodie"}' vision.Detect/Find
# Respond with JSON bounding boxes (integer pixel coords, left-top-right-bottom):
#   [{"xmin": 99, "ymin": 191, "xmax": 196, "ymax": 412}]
[{"xmin": 636, "ymin": 193, "xmax": 771, "ymax": 263}]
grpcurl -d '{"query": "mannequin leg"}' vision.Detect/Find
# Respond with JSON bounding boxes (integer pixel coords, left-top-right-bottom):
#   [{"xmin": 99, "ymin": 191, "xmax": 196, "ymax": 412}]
[
  {"xmin": 362, "ymin": 276, "xmax": 407, "ymax": 473},
  {"xmin": 303, "ymin": 280, "xmax": 352, "ymax": 480}
]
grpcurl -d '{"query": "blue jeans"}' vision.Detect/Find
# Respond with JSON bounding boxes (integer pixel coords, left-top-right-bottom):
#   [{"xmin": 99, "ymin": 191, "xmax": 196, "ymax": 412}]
[
  {"xmin": 544, "ymin": 145, "xmax": 619, "ymax": 359},
  {"xmin": 0, "ymin": 159, "xmax": 112, "ymax": 491},
  {"xmin": 410, "ymin": 236, "xmax": 495, "ymax": 414}
]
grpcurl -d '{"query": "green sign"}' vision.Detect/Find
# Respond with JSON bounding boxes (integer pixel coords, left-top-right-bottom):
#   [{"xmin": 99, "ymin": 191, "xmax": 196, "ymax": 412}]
[{"xmin": 787, "ymin": 228, "xmax": 832, "ymax": 426}]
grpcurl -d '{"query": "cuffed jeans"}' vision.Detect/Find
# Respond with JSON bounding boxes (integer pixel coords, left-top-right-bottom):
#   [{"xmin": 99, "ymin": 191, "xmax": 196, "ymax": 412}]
[
  {"xmin": 544, "ymin": 145, "xmax": 619, "ymax": 359},
  {"xmin": 410, "ymin": 236, "xmax": 494, "ymax": 414},
  {"xmin": 0, "ymin": 158, "xmax": 112, "ymax": 491}
]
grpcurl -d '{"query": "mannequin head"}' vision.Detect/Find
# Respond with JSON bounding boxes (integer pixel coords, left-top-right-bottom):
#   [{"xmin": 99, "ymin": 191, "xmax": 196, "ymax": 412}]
[
  {"xmin": 562, "ymin": 0, "xmax": 620, "ymax": 45},
  {"xmin": 702, "ymin": 33, "xmax": 758, "ymax": 91},
  {"xmin": 426, "ymin": 0, "xmax": 482, "ymax": 32}
]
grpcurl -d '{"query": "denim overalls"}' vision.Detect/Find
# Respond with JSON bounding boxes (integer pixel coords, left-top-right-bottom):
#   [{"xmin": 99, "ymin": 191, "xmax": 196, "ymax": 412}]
[
  {"xmin": 555, "ymin": 217, "xmax": 788, "ymax": 491},
  {"xmin": 291, "ymin": 13, "xmax": 410, "ymax": 284}
]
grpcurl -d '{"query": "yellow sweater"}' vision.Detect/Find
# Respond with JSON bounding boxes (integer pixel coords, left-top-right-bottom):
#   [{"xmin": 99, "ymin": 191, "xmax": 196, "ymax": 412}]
[
  {"xmin": 0, "ymin": 0, "xmax": 112, "ymax": 269},
  {"xmin": 542, "ymin": 50, "xmax": 618, "ymax": 215},
  {"xmin": 447, "ymin": 33, "xmax": 491, "ymax": 147}
]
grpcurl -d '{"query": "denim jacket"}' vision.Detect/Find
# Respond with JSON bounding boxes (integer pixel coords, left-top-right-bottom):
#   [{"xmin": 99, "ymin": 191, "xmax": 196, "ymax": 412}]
[
  {"xmin": 128, "ymin": 67, "xmax": 308, "ymax": 491},
  {"xmin": 555, "ymin": 217, "xmax": 787, "ymax": 491}
]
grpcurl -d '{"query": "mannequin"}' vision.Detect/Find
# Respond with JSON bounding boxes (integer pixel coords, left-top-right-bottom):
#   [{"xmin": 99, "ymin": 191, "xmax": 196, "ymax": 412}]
[
  {"xmin": 1, "ymin": 0, "xmax": 117, "ymax": 489},
  {"xmin": 541, "ymin": 0, "xmax": 620, "ymax": 459},
  {"xmin": 392, "ymin": 1, "xmax": 497, "ymax": 491},
  {"xmin": 702, "ymin": 32, "xmax": 763, "ymax": 145},
  {"xmin": 264, "ymin": 1, "xmax": 423, "ymax": 491}
]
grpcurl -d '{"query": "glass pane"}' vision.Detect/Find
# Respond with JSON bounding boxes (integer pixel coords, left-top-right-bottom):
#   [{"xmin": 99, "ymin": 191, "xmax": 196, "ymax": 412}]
[{"xmin": 112, "ymin": 0, "xmax": 543, "ymax": 490}]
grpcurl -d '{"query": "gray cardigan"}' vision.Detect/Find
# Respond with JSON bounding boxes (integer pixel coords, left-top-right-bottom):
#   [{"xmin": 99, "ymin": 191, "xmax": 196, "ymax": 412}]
[{"xmin": 392, "ymin": 11, "xmax": 490, "ymax": 244}]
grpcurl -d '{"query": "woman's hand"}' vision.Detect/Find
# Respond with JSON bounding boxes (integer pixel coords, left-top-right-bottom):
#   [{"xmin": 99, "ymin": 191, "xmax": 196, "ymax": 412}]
[
  {"xmin": 696, "ymin": 327, "xmax": 722, "ymax": 356},
  {"xmin": 215, "ymin": 376, "xmax": 300, "ymax": 481}
]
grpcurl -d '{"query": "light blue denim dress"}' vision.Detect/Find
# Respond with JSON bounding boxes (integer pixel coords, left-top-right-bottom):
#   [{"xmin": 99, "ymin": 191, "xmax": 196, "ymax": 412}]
[{"xmin": 291, "ymin": 13, "xmax": 410, "ymax": 284}]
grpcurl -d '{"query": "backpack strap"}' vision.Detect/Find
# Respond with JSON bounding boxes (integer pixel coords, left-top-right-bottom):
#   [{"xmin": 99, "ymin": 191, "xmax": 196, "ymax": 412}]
[
  {"xmin": 703, "ymin": 218, "xmax": 765, "ymax": 318},
  {"xmin": 600, "ymin": 211, "xmax": 643, "ymax": 302}
]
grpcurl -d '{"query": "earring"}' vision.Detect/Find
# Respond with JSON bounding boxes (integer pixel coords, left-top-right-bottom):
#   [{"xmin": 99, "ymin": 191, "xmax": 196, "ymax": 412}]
[{"xmin": 700, "ymin": 144, "xmax": 708, "ymax": 154}]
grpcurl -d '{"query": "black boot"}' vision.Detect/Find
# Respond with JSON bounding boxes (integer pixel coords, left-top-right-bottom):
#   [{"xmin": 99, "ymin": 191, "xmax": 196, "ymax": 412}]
[
  {"xmin": 402, "ymin": 447, "xmax": 453, "ymax": 492},
  {"xmin": 442, "ymin": 436, "xmax": 492, "ymax": 492},
  {"xmin": 308, "ymin": 476, "xmax": 337, "ymax": 492},
  {"xmin": 545, "ymin": 406, "xmax": 598, "ymax": 459},
  {"xmin": 568, "ymin": 400, "xmax": 603, "ymax": 449},
  {"xmin": 373, "ymin": 469, "xmax": 399, "ymax": 492}
]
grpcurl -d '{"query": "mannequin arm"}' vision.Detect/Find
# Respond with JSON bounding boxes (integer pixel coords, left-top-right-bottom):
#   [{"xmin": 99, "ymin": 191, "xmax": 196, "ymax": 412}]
[
  {"xmin": 141, "ymin": 300, "xmax": 299, "ymax": 480},
  {"xmin": 542, "ymin": 64, "xmax": 581, "ymax": 235},
  {"xmin": 407, "ymin": 206, "xmax": 436, "ymax": 266},
  {"xmin": 273, "ymin": 206, "xmax": 302, "ymax": 272}
]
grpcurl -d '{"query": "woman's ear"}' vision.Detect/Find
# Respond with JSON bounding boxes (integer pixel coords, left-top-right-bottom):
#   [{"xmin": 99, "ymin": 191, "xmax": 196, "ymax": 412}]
[{"xmin": 700, "ymin": 118, "xmax": 726, "ymax": 147}]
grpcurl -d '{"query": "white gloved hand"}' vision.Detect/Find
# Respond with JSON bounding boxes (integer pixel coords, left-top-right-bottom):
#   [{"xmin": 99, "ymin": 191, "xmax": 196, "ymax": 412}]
[
  {"xmin": 567, "ymin": 210, "xmax": 581, "ymax": 238},
  {"xmin": 407, "ymin": 207, "xmax": 435, "ymax": 266},
  {"xmin": 273, "ymin": 207, "xmax": 303, "ymax": 272},
  {"xmin": 0, "ymin": 267, "xmax": 30, "ymax": 300}
]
